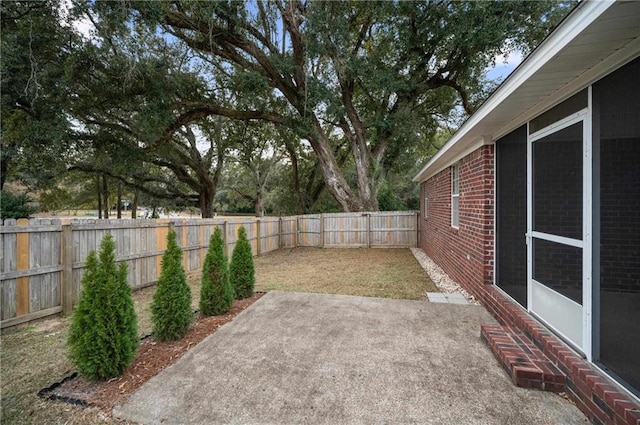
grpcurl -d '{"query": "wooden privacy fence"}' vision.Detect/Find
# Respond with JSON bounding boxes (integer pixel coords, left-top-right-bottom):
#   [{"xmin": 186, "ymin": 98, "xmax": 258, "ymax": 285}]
[{"xmin": 0, "ymin": 211, "xmax": 417, "ymax": 328}]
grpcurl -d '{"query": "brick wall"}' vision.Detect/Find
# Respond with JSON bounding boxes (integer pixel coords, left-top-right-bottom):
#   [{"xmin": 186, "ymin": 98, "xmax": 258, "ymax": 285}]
[
  {"xmin": 480, "ymin": 286, "xmax": 640, "ymax": 425},
  {"xmin": 420, "ymin": 144, "xmax": 494, "ymax": 294},
  {"xmin": 419, "ymin": 143, "xmax": 640, "ymax": 425}
]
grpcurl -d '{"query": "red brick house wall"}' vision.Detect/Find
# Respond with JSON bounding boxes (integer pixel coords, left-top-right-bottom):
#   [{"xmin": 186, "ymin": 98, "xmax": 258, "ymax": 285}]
[
  {"xmin": 419, "ymin": 143, "xmax": 640, "ymax": 425},
  {"xmin": 420, "ymin": 144, "xmax": 494, "ymax": 294}
]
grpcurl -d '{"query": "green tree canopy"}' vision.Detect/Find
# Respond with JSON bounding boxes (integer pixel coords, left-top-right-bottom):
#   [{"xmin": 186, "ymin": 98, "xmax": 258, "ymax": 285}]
[{"xmin": 120, "ymin": 0, "xmax": 574, "ymax": 211}]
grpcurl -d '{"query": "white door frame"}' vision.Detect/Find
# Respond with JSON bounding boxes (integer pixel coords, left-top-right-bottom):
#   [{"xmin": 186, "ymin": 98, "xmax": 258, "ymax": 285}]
[{"xmin": 526, "ymin": 89, "xmax": 593, "ymax": 359}]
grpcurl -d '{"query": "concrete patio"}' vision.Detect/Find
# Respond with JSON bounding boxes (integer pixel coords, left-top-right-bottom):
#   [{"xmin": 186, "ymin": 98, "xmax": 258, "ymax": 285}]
[{"xmin": 114, "ymin": 291, "xmax": 587, "ymax": 424}]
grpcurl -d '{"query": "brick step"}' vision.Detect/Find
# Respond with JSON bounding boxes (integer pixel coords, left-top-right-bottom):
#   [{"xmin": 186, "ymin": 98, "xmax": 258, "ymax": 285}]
[{"xmin": 481, "ymin": 324, "xmax": 566, "ymax": 392}]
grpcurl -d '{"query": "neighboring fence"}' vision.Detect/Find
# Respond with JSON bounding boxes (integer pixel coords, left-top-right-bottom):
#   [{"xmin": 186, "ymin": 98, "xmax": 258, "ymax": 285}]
[{"xmin": 0, "ymin": 211, "xmax": 417, "ymax": 328}]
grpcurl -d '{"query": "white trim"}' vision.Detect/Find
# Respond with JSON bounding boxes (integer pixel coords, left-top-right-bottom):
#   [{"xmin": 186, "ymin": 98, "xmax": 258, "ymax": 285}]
[
  {"xmin": 530, "ymin": 281, "xmax": 586, "ymax": 356},
  {"xmin": 451, "ymin": 163, "xmax": 460, "ymax": 228},
  {"xmin": 416, "ymin": 137, "xmax": 492, "ymax": 184},
  {"xmin": 493, "ymin": 144, "xmax": 497, "ymax": 285},
  {"xmin": 526, "ymin": 121, "xmax": 533, "ymax": 311},
  {"xmin": 493, "ymin": 36, "xmax": 640, "ymax": 142},
  {"xmin": 529, "ymin": 109, "xmax": 588, "ymax": 142},
  {"xmin": 531, "ymin": 232, "xmax": 583, "ymax": 249},
  {"xmin": 582, "ymin": 86, "xmax": 593, "ymax": 361}
]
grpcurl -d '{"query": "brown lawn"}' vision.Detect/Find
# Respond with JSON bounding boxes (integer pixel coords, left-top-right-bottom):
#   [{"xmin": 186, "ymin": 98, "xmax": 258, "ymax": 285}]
[{"xmin": 255, "ymin": 247, "xmax": 437, "ymax": 300}]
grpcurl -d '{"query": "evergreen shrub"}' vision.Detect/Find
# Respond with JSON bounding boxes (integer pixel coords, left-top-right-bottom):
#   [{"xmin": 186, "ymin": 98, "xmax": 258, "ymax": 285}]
[
  {"xmin": 68, "ymin": 234, "xmax": 138, "ymax": 381},
  {"xmin": 151, "ymin": 230, "xmax": 192, "ymax": 341},
  {"xmin": 0, "ymin": 191, "xmax": 37, "ymax": 219},
  {"xmin": 199, "ymin": 227, "xmax": 234, "ymax": 315},
  {"xmin": 230, "ymin": 226, "xmax": 255, "ymax": 299}
]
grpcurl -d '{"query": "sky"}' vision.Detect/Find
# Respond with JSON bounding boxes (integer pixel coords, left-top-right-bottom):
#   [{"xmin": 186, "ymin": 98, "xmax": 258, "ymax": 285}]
[{"xmin": 486, "ymin": 50, "xmax": 524, "ymax": 82}]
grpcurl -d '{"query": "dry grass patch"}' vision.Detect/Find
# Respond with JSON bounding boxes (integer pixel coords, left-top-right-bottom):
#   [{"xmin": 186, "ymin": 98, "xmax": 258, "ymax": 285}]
[
  {"xmin": 1, "ymin": 247, "xmax": 434, "ymax": 424},
  {"xmin": 255, "ymin": 247, "xmax": 437, "ymax": 300}
]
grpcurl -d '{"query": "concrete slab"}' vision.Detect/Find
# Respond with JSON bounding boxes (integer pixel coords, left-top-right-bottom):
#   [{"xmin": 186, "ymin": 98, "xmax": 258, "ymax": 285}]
[
  {"xmin": 426, "ymin": 292, "xmax": 469, "ymax": 305},
  {"xmin": 426, "ymin": 292, "xmax": 447, "ymax": 303},
  {"xmin": 114, "ymin": 291, "xmax": 587, "ymax": 425},
  {"xmin": 448, "ymin": 297, "xmax": 470, "ymax": 305}
]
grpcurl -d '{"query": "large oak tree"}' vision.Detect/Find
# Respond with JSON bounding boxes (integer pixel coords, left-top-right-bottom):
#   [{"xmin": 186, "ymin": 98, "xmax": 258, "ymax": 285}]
[{"xmin": 124, "ymin": 0, "xmax": 572, "ymax": 211}]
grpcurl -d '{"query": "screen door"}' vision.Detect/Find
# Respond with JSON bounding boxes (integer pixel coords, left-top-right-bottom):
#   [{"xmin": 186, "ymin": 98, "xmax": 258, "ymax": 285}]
[{"xmin": 528, "ymin": 113, "xmax": 590, "ymax": 352}]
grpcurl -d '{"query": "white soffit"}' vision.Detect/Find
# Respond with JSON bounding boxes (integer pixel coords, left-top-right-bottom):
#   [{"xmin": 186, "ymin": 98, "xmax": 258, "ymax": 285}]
[{"xmin": 413, "ymin": 0, "xmax": 640, "ymax": 183}]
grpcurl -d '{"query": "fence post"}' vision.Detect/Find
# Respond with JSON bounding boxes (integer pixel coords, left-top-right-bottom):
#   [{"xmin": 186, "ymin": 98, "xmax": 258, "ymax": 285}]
[
  {"xmin": 15, "ymin": 219, "xmax": 30, "ymax": 318},
  {"xmin": 256, "ymin": 219, "xmax": 261, "ymax": 256},
  {"xmin": 416, "ymin": 211, "xmax": 420, "ymax": 248},
  {"xmin": 222, "ymin": 220, "xmax": 229, "ymax": 258},
  {"xmin": 295, "ymin": 216, "xmax": 299, "ymax": 248},
  {"xmin": 61, "ymin": 223, "xmax": 74, "ymax": 315},
  {"xmin": 320, "ymin": 214, "xmax": 324, "ymax": 248},
  {"xmin": 199, "ymin": 221, "xmax": 205, "ymax": 269},
  {"xmin": 367, "ymin": 213, "xmax": 371, "ymax": 248},
  {"xmin": 278, "ymin": 217, "xmax": 282, "ymax": 249}
]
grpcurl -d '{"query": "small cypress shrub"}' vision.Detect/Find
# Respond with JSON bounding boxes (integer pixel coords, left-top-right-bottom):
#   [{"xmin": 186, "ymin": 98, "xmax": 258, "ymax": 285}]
[
  {"xmin": 68, "ymin": 234, "xmax": 138, "ymax": 381},
  {"xmin": 230, "ymin": 226, "xmax": 255, "ymax": 299},
  {"xmin": 151, "ymin": 230, "xmax": 193, "ymax": 341},
  {"xmin": 199, "ymin": 227, "xmax": 234, "ymax": 315}
]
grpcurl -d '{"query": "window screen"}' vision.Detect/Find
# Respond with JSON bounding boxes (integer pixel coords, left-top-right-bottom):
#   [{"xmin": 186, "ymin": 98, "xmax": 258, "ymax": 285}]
[
  {"xmin": 533, "ymin": 122, "xmax": 583, "ymax": 240},
  {"xmin": 594, "ymin": 56, "xmax": 640, "ymax": 396},
  {"xmin": 495, "ymin": 126, "xmax": 527, "ymax": 306},
  {"xmin": 533, "ymin": 238, "xmax": 582, "ymax": 304}
]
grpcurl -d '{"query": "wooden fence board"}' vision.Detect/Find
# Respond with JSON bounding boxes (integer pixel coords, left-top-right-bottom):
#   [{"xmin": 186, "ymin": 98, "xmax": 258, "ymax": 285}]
[
  {"xmin": 279, "ymin": 217, "xmax": 296, "ymax": 248},
  {"xmin": 1, "ymin": 212, "xmax": 417, "ymax": 327},
  {"xmin": 298, "ymin": 214, "xmax": 321, "ymax": 247},
  {"xmin": 1, "ymin": 279, "xmax": 16, "ymax": 320},
  {"xmin": 259, "ymin": 218, "xmax": 280, "ymax": 254}
]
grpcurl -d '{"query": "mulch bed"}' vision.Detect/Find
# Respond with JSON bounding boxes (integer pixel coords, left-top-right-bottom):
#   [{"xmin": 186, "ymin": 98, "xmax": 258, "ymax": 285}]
[{"xmin": 43, "ymin": 293, "xmax": 264, "ymax": 415}]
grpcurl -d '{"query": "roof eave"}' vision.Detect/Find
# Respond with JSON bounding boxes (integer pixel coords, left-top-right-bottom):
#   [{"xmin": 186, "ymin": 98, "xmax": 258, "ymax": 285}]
[{"xmin": 413, "ymin": 0, "xmax": 616, "ymax": 183}]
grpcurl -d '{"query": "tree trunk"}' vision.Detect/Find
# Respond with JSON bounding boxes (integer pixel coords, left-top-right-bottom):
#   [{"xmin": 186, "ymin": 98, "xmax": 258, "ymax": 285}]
[
  {"xmin": 131, "ymin": 191, "xmax": 138, "ymax": 219},
  {"xmin": 306, "ymin": 121, "xmax": 361, "ymax": 212},
  {"xmin": 102, "ymin": 175, "xmax": 109, "ymax": 219},
  {"xmin": 116, "ymin": 184, "xmax": 122, "ymax": 219},
  {"xmin": 199, "ymin": 183, "xmax": 215, "ymax": 218},
  {"xmin": 0, "ymin": 151, "xmax": 7, "ymax": 191},
  {"xmin": 96, "ymin": 176, "xmax": 102, "ymax": 219},
  {"xmin": 255, "ymin": 189, "xmax": 264, "ymax": 217},
  {"xmin": 285, "ymin": 142, "xmax": 305, "ymax": 214},
  {"xmin": 340, "ymin": 79, "xmax": 380, "ymax": 212},
  {"xmin": 198, "ymin": 150, "xmax": 223, "ymax": 219}
]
